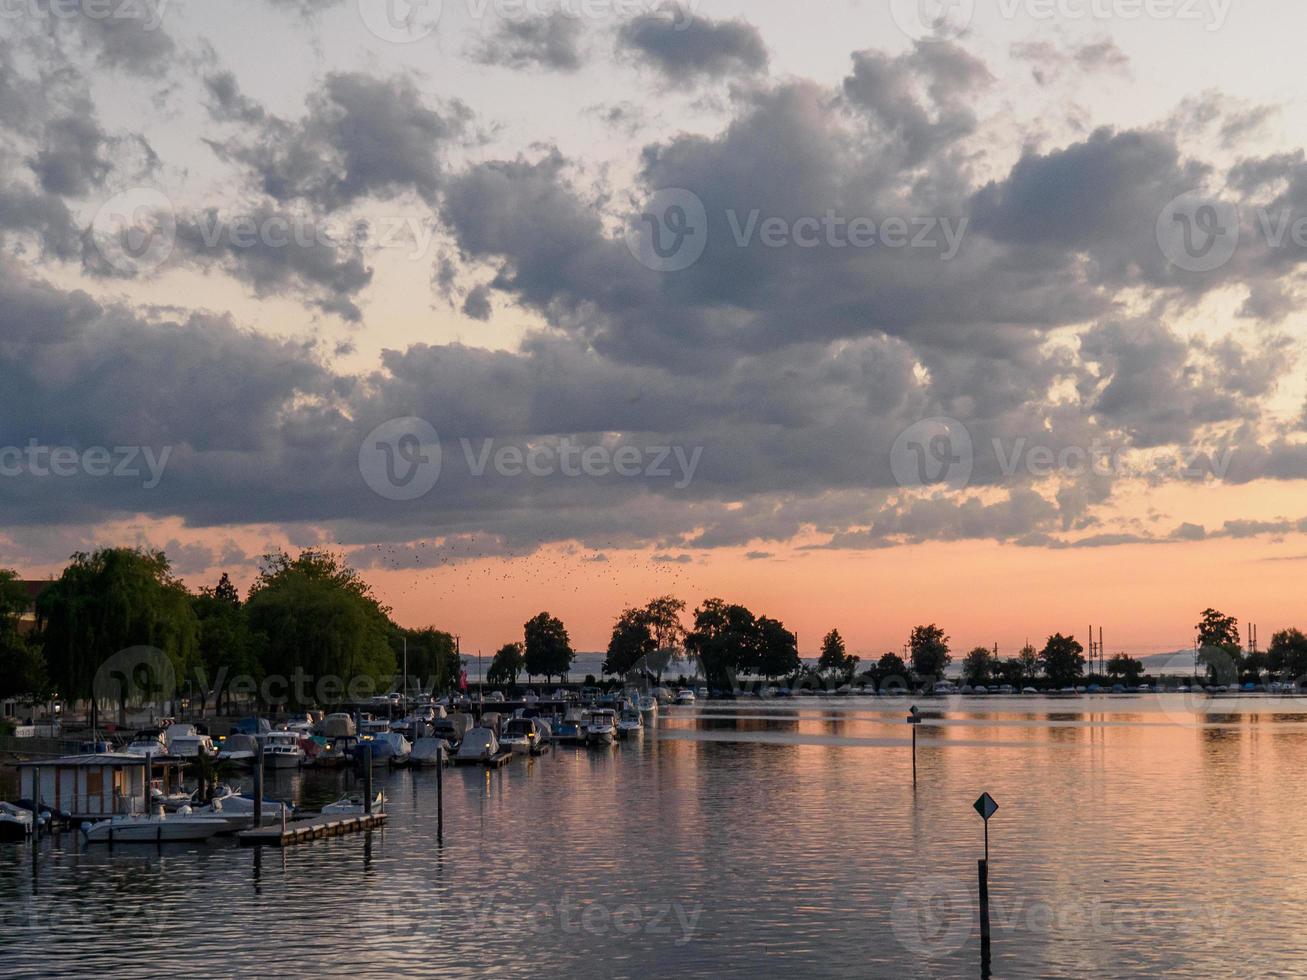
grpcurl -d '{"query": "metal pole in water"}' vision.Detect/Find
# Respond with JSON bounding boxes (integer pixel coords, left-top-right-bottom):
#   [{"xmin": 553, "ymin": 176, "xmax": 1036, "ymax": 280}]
[
  {"xmin": 253, "ymin": 745, "xmax": 265, "ymax": 828},
  {"xmin": 973, "ymin": 793, "xmax": 998, "ymax": 972},
  {"xmin": 435, "ymin": 743, "xmax": 444, "ymax": 845},
  {"xmin": 364, "ymin": 744, "xmax": 374, "ymax": 816},
  {"xmin": 906, "ymin": 705, "xmax": 921, "ymax": 786}
]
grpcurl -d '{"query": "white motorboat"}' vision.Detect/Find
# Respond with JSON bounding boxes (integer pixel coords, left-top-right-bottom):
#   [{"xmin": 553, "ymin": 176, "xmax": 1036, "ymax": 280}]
[
  {"xmin": 585, "ymin": 709, "xmax": 618, "ymax": 745},
  {"xmin": 410, "ymin": 737, "xmax": 450, "ymax": 767},
  {"xmin": 500, "ymin": 717, "xmax": 550, "ymax": 755},
  {"xmin": 166, "ymin": 734, "xmax": 217, "ymax": 759},
  {"xmin": 637, "ymin": 695, "xmax": 658, "ymax": 717},
  {"xmin": 364, "ymin": 731, "xmax": 412, "ymax": 765},
  {"xmin": 258, "ymin": 731, "xmax": 306, "ymax": 769},
  {"xmin": 0, "ymin": 802, "xmax": 34, "ymax": 840},
  {"xmin": 120, "ymin": 730, "xmax": 168, "ymax": 757},
  {"xmin": 82, "ymin": 810, "xmax": 231, "ymax": 843},
  {"xmin": 191, "ymin": 793, "xmax": 289, "ymax": 830},
  {"xmin": 217, "ymin": 733, "xmax": 259, "ymax": 766},
  {"xmin": 616, "ymin": 707, "xmax": 644, "ymax": 738},
  {"xmin": 454, "ymin": 727, "xmax": 500, "ymax": 763},
  {"xmin": 321, "ymin": 792, "xmax": 383, "ymax": 816},
  {"xmin": 674, "ymin": 689, "xmax": 696, "ymax": 706}
]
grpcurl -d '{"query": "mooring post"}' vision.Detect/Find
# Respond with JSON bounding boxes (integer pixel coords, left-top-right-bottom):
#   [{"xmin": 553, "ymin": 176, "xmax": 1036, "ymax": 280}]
[
  {"xmin": 31, "ymin": 766, "xmax": 41, "ymax": 836},
  {"xmin": 253, "ymin": 745, "xmax": 265, "ymax": 828},
  {"xmin": 906, "ymin": 705, "xmax": 921, "ymax": 786},
  {"xmin": 435, "ymin": 743, "xmax": 444, "ymax": 845},
  {"xmin": 364, "ymin": 744, "xmax": 374, "ymax": 815}
]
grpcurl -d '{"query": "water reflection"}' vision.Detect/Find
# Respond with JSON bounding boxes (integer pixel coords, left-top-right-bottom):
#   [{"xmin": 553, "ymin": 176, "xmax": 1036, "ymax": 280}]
[{"xmin": 4, "ymin": 696, "xmax": 1307, "ymax": 976}]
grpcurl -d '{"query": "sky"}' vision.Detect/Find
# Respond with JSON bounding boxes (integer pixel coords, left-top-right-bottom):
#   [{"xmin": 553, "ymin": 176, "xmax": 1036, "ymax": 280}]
[{"xmin": 1, "ymin": 0, "xmax": 1306, "ymax": 659}]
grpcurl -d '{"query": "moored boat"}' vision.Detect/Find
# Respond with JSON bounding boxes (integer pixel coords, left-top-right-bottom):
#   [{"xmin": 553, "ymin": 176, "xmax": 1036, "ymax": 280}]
[
  {"xmin": 585, "ymin": 708, "xmax": 618, "ymax": 745},
  {"xmin": 0, "ymin": 802, "xmax": 34, "ymax": 841},
  {"xmin": 616, "ymin": 707, "xmax": 643, "ymax": 738},
  {"xmin": 82, "ymin": 810, "xmax": 230, "ymax": 843}
]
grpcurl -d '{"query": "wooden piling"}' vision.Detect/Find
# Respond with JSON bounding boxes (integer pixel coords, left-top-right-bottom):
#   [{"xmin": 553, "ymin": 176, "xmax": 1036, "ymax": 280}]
[
  {"xmin": 978, "ymin": 859, "xmax": 992, "ymax": 963},
  {"xmin": 435, "ymin": 743, "xmax": 444, "ymax": 845},
  {"xmin": 363, "ymin": 744, "xmax": 374, "ymax": 815},
  {"xmin": 253, "ymin": 745, "xmax": 265, "ymax": 828}
]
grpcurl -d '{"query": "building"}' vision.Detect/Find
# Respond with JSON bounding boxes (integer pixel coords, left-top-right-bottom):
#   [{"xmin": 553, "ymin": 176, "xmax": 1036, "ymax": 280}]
[{"xmin": 17, "ymin": 754, "xmax": 188, "ymax": 822}]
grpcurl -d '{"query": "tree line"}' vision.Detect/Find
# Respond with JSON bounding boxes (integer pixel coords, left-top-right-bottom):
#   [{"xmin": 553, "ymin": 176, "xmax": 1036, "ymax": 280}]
[
  {"xmin": 0, "ymin": 547, "xmax": 461, "ymax": 716},
  {"xmin": 5, "ymin": 548, "xmax": 1304, "ymax": 715}
]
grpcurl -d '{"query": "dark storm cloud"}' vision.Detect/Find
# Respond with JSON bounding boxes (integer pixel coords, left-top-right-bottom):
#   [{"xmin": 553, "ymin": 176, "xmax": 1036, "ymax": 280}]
[
  {"xmin": 171, "ymin": 205, "xmax": 374, "ymax": 321},
  {"xmin": 207, "ymin": 72, "xmax": 468, "ymax": 210},
  {"xmin": 29, "ymin": 112, "xmax": 110, "ymax": 196},
  {"xmin": 2, "ymin": 33, "xmax": 1305, "ymax": 560},
  {"xmin": 470, "ymin": 12, "xmax": 586, "ymax": 72},
  {"xmin": 616, "ymin": 13, "xmax": 768, "ymax": 83}
]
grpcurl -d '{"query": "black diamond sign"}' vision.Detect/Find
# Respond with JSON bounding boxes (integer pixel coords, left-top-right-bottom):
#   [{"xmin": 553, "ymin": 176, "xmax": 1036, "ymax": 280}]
[{"xmin": 974, "ymin": 792, "xmax": 998, "ymax": 821}]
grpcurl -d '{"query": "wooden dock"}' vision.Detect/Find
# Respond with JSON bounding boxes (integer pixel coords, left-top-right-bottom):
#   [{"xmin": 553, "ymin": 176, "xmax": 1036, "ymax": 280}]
[
  {"xmin": 451, "ymin": 750, "xmax": 513, "ymax": 768},
  {"xmin": 237, "ymin": 811, "xmax": 388, "ymax": 847}
]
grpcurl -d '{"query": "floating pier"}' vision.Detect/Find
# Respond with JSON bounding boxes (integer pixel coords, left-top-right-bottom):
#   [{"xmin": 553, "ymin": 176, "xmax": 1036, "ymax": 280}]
[
  {"xmin": 451, "ymin": 750, "xmax": 513, "ymax": 768},
  {"xmin": 238, "ymin": 812, "xmax": 387, "ymax": 847}
]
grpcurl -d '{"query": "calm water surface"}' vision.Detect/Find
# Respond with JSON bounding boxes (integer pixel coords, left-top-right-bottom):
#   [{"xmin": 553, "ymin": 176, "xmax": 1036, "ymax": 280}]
[{"xmin": 2, "ymin": 695, "xmax": 1305, "ymax": 978}]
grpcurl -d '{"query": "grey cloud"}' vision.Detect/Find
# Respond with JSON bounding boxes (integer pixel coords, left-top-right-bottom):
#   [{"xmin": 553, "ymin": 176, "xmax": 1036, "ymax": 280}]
[
  {"xmin": 617, "ymin": 13, "xmax": 768, "ymax": 84},
  {"xmin": 471, "ymin": 12, "xmax": 586, "ymax": 72},
  {"xmin": 171, "ymin": 205, "xmax": 374, "ymax": 321},
  {"xmin": 207, "ymin": 72, "xmax": 467, "ymax": 209}
]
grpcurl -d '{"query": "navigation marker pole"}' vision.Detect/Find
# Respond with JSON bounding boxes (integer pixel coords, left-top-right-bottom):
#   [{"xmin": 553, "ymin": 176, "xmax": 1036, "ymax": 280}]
[
  {"xmin": 973, "ymin": 792, "xmax": 999, "ymax": 970},
  {"xmin": 906, "ymin": 705, "xmax": 922, "ymax": 786}
]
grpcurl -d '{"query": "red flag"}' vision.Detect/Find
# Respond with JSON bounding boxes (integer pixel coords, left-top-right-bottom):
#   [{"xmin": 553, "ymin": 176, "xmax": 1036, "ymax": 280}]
[{"xmin": 458, "ymin": 670, "xmax": 468, "ymax": 692}]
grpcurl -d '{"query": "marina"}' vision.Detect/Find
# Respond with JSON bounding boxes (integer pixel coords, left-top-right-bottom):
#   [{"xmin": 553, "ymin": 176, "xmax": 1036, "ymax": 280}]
[{"xmin": 4, "ymin": 694, "xmax": 1307, "ymax": 976}]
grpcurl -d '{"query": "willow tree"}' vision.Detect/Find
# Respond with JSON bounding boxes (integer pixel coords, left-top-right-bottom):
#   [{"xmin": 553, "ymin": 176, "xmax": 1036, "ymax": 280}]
[
  {"xmin": 0, "ymin": 569, "xmax": 47, "ymax": 702},
  {"xmin": 37, "ymin": 548, "xmax": 199, "ymax": 726},
  {"xmin": 244, "ymin": 550, "xmax": 396, "ymax": 707}
]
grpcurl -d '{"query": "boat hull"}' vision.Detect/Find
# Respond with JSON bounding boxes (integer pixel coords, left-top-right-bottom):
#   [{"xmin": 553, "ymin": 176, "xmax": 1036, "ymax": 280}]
[{"xmin": 83, "ymin": 817, "xmax": 230, "ymax": 843}]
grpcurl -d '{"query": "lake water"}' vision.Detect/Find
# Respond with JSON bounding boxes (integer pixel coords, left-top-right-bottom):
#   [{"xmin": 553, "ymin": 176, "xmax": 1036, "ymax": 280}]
[{"xmin": 2, "ymin": 694, "xmax": 1304, "ymax": 977}]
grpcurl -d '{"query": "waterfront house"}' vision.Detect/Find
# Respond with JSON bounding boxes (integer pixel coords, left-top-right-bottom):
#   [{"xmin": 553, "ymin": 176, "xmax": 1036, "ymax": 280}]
[{"xmin": 17, "ymin": 754, "xmax": 187, "ymax": 821}]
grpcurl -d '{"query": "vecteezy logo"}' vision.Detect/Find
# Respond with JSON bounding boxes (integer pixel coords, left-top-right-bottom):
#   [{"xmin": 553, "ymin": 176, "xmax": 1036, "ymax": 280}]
[
  {"xmin": 92, "ymin": 647, "xmax": 177, "ymax": 715},
  {"xmin": 1156, "ymin": 190, "xmax": 1240, "ymax": 272},
  {"xmin": 890, "ymin": 417, "xmax": 974, "ymax": 490},
  {"xmin": 889, "ymin": 0, "xmax": 975, "ymax": 42},
  {"xmin": 625, "ymin": 188, "xmax": 708, "ymax": 272},
  {"xmin": 890, "ymin": 875, "xmax": 975, "ymax": 958},
  {"xmin": 359, "ymin": 417, "xmax": 441, "ymax": 500},
  {"xmin": 357, "ymin": 0, "xmax": 441, "ymax": 43},
  {"xmin": 90, "ymin": 188, "xmax": 176, "ymax": 275}
]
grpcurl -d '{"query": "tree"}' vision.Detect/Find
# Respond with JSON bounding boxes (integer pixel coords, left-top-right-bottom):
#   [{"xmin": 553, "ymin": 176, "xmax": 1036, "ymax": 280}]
[
  {"xmin": 871, "ymin": 652, "xmax": 911, "ymax": 690},
  {"xmin": 487, "ymin": 642, "xmax": 525, "ymax": 687},
  {"xmin": 1106, "ymin": 653, "xmax": 1145, "ymax": 686},
  {"xmin": 909, "ymin": 624, "xmax": 951, "ymax": 681},
  {"xmin": 392, "ymin": 626, "xmax": 460, "ymax": 693},
  {"xmin": 603, "ymin": 607, "xmax": 656, "ymax": 677},
  {"xmin": 1017, "ymin": 643, "xmax": 1040, "ymax": 683},
  {"xmin": 191, "ymin": 573, "xmax": 260, "ymax": 716},
  {"xmin": 0, "ymin": 570, "xmax": 47, "ymax": 702},
  {"xmin": 757, "ymin": 617, "xmax": 801, "ymax": 679},
  {"xmin": 244, "ymin": 550, "xmax": 395, "ymax": 707},
  {"xmin": 1268, "ymin": 628, "xmax": 1307, "ymax": 684},
  {"xmin": 37, "ymin": 548, "xmax": 199, "ymax": 726},
  {"xmin": 817, "ymin": 629, "xmax": 858, "ymax": 682},
  {"xmin": 961, "ymin": 646, "xmax": 994, "ymax": 687},
  {"xmin": 1039, "ymin": 633, "xmax": 1085, "ymax": 688},
  {"xmin": 995, "ymin": 658, "xmax": 1026, "ymax": 688},
  {"xmin": 644, "ymin": 595, "xmax": 687, "ymax": 679},
  {"xmin": 1195, "ymin": 608, "xmax": 1241, "ymax": 684},
  {"xmin": 524, "ymin": 612, "xmax": 574, "ymax": 682},
  {"xmin": 684, "ymin": 598, "xmax": 761, "ymax": 690}
]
